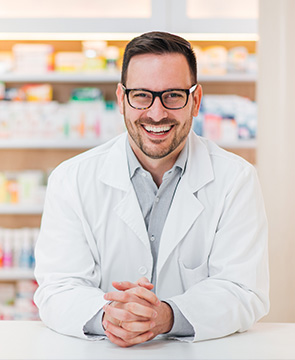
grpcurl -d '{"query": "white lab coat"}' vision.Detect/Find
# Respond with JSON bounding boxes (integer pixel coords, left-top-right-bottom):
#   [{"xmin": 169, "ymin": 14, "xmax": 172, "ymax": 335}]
[{"xmin": 34, "ymin": 131, "xmax": 269, "ymax": 342}]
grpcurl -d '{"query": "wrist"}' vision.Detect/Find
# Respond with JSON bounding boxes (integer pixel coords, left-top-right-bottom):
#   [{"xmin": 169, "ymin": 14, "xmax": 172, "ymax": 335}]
[{"xmin": 160, "ymin": 301, "xmax": 174, "ymax": 334}]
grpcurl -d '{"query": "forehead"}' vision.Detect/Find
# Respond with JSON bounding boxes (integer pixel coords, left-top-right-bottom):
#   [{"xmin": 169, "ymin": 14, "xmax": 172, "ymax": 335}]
[{"xmin": 125, "ymin": 53, "xmax": 192, "ymax": 89}]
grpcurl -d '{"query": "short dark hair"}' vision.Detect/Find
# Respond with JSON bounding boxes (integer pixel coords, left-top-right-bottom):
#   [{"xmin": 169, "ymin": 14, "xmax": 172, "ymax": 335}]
[{"xmin": 121, "ymin": 31, "xmax": 197, "ymax": 86}]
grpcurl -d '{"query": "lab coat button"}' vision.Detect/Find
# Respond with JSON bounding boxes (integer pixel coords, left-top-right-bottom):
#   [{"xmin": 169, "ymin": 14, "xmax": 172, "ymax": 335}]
[{"xmin": 138, "ymin": 266, "xmax": 147, "ymax": 275}]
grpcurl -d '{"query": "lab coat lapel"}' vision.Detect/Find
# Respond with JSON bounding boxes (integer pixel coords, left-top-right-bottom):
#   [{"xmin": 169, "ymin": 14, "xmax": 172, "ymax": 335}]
[
  {"xmin": 157, "ymin": 132, "xmax": 214, "ymax": 276},
  {"xmin": 98, "ymin": 134, "xmax": 150, "ymax": 251},
  {"xmin": 114, "ymin": 185, "xmax": 151, "ymax": 252}
]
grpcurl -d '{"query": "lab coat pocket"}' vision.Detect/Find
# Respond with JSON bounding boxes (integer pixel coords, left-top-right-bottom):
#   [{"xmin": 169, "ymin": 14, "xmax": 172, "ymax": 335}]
[{"xmin": 178, "ymin": 260, "xmax": 208, "ymax": 290}]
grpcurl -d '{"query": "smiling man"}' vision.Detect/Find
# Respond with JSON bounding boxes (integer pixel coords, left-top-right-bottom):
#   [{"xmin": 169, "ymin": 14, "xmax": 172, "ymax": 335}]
[{"xmin": 34, "ymin": 32, "xmax": 269, "ymax": 348}]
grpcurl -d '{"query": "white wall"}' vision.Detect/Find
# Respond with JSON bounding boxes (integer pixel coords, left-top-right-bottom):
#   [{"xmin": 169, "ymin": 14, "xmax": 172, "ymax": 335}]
[{"xmin": 258, "ymin": 0, "xmax": 295, "ymax": 322}]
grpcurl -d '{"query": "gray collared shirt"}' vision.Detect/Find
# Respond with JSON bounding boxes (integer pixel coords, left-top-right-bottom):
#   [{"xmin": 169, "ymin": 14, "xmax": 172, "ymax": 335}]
[
  {"xmin": 126, "ymin": 139, "xmax": 194, "ymax": 337},
  {"xmin": 127, "ymin": 140, "xmax": 187, "ymax": 289}
]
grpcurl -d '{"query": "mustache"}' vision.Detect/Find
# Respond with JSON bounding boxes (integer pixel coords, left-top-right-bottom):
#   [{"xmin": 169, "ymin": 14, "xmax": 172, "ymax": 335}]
[{"xmin": 135, "ymin": 117, "xmax": 178, "ymax": 126}]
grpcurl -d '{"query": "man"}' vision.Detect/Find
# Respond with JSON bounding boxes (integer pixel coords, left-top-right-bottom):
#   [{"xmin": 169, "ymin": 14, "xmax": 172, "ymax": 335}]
[{"xmin": 34, "ymin": 32, "xmax": 269, "ymax": 347}]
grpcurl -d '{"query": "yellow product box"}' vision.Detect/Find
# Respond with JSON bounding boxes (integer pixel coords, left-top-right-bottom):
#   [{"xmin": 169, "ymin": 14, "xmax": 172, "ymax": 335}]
[
  {"xmin": 21, "ymin": 84, "xmax": 53, "ymax": 102},
  {"xmin": 0, "ymin": 52, "xmax": 13, "ymax": 73},
  {"xmin": 55, "ymin": 52, "xmax": 85, "ymax": 72},
  {"xmin": 82, "ymin": 41, "xmax": 107, "ymax": 71},
  {"xmin": 202, "ymin": 46, "xmax": 228, "ymax": 75},
  {"xmin": 228, "ymin": 46, "xmax": 249, "ymax": 73},
  {"xmin": 0, "ymin": 173, "xmax": 6, "ymax": 203}
]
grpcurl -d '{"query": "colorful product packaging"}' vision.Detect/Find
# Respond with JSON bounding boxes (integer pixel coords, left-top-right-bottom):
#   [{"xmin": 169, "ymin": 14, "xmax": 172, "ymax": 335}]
[{"xmin": 12, "ymin": 44, "xmax": 54, "ymax": 73}]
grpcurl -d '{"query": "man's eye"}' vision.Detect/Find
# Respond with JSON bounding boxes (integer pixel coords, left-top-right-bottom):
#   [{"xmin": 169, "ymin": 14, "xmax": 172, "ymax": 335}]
[
  {"xmin": 133, "ymin": 92, "xmax": 149, "ymax": 98},
  {"xmin": 164, "ymin": 92, "xmax": 185, "ymax": 100},
  {"xmin": 168, "ymin": 92, "xmax": 183, "ymax": 98}
]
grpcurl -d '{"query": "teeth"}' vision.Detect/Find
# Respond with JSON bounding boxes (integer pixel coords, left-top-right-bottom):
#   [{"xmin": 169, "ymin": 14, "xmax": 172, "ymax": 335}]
[{"xmin": 144, "ymin": 125, "xmax": 172, "ymax": 133}]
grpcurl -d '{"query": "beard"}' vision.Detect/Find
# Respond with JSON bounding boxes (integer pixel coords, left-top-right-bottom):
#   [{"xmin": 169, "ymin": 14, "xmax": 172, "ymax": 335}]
[{"xmin": 123, "ymin": 106, "xmax": 193, "ymax": 160}]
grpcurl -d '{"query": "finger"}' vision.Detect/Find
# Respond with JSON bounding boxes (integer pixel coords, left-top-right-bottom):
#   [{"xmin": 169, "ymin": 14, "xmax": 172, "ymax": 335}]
[
  {"xmin": 122, "ymin": 319, "xmax": 156, "ymax": 333},
  {"xmin": 135, "ymin": 277, "xmax": 150, "ymax": 285},
  {"xmin": 105, "ymin": 330, "xmax": 154, "ymax": 348},
  {"xmin": 125, "ymin": 302, "xmax": 158, "ymax": 319},
  {"xmin": 105, "ymin": 318, "xmax": 155, "ymax": 335},
  {"xmin": 104, "ymin": 322, "xmax": 154, "ymax": 346},
  {"xmin": 131, "ymin": 287, "xmax": 160, "ymax": 306},
  {"xmin": 135, "ymin": 277, "xmax": 154, "ymax": 290},
  {"xmin": 112, "ymin": 280, "xmax": 153, "ymax": 291},
  {"xmin": 104, "ymin": 287, "xmax": 160, "ymax": 307},
  {"xmin": 106, "ymin": 329, "xmax": 155, "ymax": 347},
  {"xmin": 103, "ymin": 303, "xmax": 150, "ymax": 322},
  {"xmin": 103, "ymin": 319, "xmax": 140, "ymax": 340},
  {"xmin": 104, "ymin": 330, "xmax": 131, "ymax": 348},
  {"xmin": 112, "ymin": 281, "xmax": 137, "ymax": 291}
]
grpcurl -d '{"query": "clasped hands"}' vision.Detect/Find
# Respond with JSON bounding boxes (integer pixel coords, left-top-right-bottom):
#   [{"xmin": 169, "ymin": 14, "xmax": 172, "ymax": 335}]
[{"xmin": 102, "ymin": 277, "xmax": 174, "ymax": 347}]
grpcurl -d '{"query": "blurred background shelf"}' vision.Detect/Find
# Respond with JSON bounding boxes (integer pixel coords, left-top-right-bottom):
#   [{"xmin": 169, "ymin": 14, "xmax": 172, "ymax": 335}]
[
  {"xmin": 0, "ymin": 71, "xmax": 121, "ymax": 83},
  {"xmin": 0, "ymin": 268, "xmax": 35, "ymax": 281},
  {"xmin": 0, "ymin": 72, "xmax": 256, "ymax": 83},
  {"xmin": 0, "ymin": 204, "xmax": 43, "ymax": 215},
  {"xmin": 0, "ymin": 138, "xmax": 110, "ymax": 149}
]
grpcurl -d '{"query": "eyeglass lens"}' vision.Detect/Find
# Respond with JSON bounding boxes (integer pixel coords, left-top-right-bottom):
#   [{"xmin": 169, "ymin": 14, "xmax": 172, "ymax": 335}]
[{"xmin": 128, "ymin": 90, "xmax": 187, "ymax": 109}]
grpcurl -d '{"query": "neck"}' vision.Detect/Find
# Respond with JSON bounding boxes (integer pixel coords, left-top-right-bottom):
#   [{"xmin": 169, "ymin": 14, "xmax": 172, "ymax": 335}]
[{"xmin": 128, "ymin": 137, "xmax": 185, "ymax": 187}]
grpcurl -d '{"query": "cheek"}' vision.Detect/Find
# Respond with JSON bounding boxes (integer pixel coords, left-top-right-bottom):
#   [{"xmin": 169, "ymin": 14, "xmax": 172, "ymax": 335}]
[{"xmin": 123, "ymin": 106, "xmax": 138, "ymax": 128}]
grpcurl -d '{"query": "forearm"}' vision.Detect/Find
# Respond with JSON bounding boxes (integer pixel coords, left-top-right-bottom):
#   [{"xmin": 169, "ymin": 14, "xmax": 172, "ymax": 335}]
[
  {"xmin": 169, "ymin": 278, "xmax": 268, "ymax": 342},
  {"xmin": 34, "ymin": 282, "xmax": 108, "ymax": 339}
]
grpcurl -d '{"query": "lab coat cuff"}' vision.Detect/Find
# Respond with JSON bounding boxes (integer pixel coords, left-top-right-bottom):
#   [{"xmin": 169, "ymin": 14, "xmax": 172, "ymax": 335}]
[
  {"xmin": 83, "ymin": 308, "xmax": 105, "ymax": 336},
  {"xmin": 164, "ymin": 299, "xmax": 195, "ymax": 337}
]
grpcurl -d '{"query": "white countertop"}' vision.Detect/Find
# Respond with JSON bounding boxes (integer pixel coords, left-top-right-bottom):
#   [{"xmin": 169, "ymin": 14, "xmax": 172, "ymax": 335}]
[{"xmin": 0, "ymin": 321, "xmax": 294, "ymax": 360}]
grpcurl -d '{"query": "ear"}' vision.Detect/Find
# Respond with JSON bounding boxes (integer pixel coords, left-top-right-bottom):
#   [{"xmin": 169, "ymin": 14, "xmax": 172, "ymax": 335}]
[
  {"xmin": 116, "ymin": 83, "xmax": 125, "ymax": 115},
  {"xmin": 192, "ymin": 84, "xmax": 203, "ymax": 117}
]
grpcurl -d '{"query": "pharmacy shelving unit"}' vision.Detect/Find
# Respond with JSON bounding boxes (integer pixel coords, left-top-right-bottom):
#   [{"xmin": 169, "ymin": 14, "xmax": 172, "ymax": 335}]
[{"xmin": 0, "ymin": 69, "xmax": 257, "ymax": 225}]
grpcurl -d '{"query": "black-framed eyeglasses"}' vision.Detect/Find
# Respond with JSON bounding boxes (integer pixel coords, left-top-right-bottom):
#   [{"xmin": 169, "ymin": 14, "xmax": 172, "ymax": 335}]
[{"xmin": 122, "ymin": 84, "xmax": 197, "ymax": 110}]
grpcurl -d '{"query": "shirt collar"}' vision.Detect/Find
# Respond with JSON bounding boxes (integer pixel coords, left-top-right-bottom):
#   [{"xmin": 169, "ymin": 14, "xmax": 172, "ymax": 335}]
[{"xmin": 126, "ymin": 138, "xmax": 189, "ymax": 180}]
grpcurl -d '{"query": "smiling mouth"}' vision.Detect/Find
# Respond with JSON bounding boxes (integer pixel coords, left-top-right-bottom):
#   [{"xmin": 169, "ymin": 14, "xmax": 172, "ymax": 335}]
[{"xmin": 142, "ymin": 125, "xmax": 173, "ymax": 135}]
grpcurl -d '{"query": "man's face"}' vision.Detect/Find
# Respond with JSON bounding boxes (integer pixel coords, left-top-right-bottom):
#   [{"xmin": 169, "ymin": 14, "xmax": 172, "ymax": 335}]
[{"xmin": 117, "ymin": 53, "xmax": 202, "ymax": 161}]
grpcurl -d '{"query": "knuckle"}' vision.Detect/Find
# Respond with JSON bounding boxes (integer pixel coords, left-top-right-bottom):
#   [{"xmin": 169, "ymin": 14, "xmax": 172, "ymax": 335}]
[
  {"xmin": 126, "ymin": 302, "xmax": 136, "ymax": 312},
  {"xmin": 123, "ymin": 331, "xmax": 134, "ymax": 341},
  {"xmin": 122, "ymin": 322, "xmax": 132, "ymax": 331},
  {"xmin": 128, "ymin": 337, "xmax": 138, "ymax": 345},
  {"xmin": 121, "ymin": 293, "xmax": 129, "ymax": 302},
  {"xmin": 121, "ymin": 312, "xmax": 130, "ymax": 321},
  {"xmin": 133, "ymin": 287, "xmax": 144, "ymax": 297}
]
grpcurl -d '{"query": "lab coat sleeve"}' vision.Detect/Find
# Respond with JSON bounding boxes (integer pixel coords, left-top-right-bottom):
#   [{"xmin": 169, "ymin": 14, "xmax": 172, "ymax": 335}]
[
  {"xmin": 169, "ymin": 165, "xmax": 269, "ymax": 342},
  {"xmin": 34, "ymin": 168, "xmax": 108, "ymax": 340}
]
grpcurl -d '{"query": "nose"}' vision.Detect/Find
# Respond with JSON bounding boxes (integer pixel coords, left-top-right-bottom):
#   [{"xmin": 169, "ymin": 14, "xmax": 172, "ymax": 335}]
[{"xmin": 146, "ymin": 95, "xmax": 168, "ymax": 121}]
